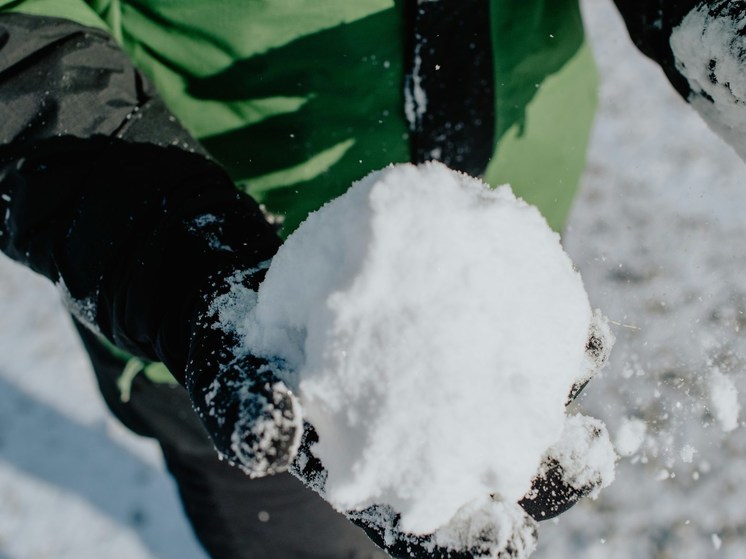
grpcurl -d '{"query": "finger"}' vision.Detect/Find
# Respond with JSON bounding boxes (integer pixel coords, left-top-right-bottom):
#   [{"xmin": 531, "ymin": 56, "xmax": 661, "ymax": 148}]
[
  {"xmin": 191, "ymin": 356, "xmax": 303, "ymax": 477},
  {"xmin": 566, "ymin": 310, "xmax": 614, "ymax": 405},
  {"xmin": 518, "ymin": 458, "xmax": 583, "ymax": 521},
  {"xmin": 289, "ymin": 421, "xmax": 328, "ymax": 493},
  {"xmin": 347, "ymin": 499, "xmax": 537, "ymax": 559},
  {"xmin": 519, "ymin": 414, "xmax": 616, "ymax": 521}
]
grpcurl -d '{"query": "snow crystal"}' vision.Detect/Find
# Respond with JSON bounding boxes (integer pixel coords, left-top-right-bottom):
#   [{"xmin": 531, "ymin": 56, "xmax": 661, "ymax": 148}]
[
  {"xmin": 656, "ymin": 469, "xmax": 671, "ymax": 482},
  {"xmin": 708, "ymin": 368, "xmax": 740, "ymax": 432},
  {"xmin": 56, "ymin": 279, "xmax": 100, "ymax": 335},
  {"xmin": 670, "ymin": 2, "xmax": 746, "ymax": 161},
  {"xmin": 241, "ymin": 162, "xmax": 612, "ymax": 535},
  {"xmin": 206, "ymin": 266, "xmax": 269, "ymax": 337},
  {"xmin": 186, "ymin": 213, "xmax": 235, "ymax": 252},
  {"xmin": 615, "ymin": 417, "xmax": 647, "ymax": 457},
  {"xmin": 680, "ymin": 444, "xmax": 696, "ymax": 464},
  {"xmin": 713, "ymin": 533, "xmax": 723, "ymax": 551}
]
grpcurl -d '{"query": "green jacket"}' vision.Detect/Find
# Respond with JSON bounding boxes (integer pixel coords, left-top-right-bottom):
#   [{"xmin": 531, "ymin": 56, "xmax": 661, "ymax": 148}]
[
  {"xmin": 0, "ymin": 0, "xmax": 599, "ymax": 399},
  {"xmin": 1, "ymin": 0, "xmax": 598, "ymax": 234}
]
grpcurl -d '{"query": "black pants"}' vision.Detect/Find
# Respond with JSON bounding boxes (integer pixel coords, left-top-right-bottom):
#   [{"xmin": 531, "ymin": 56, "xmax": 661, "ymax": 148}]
[{"xmin": 74, "ymin": 321, "xmax": 387, "ymax": 559}]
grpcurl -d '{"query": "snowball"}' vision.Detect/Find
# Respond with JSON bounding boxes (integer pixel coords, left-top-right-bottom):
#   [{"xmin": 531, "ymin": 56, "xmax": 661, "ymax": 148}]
[
  {"xmin": 708, "ymin": 368, "xmax": 740, "ymax": 432},
  {"xmin": 241, "ymin": 162, "xmax": 610, "ymax": 534},
  {"xmin": 671, "ymin": 2, "xmax": 746, "ymax": 161}
]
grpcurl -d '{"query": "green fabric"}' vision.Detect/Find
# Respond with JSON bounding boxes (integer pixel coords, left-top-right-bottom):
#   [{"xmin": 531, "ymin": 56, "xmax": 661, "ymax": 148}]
[
  {"xmin": 1, "ymin": 0, "xmax": 598, "ymax": 386},
  {"xmin": 485, "ymin": 42, "xmax": 598, "ymax": 232},
  {"xmin": 97, "ymin": 334, "xmax": 178, "ymax": 398},
  {"xmin": 0, "ymin": 0, "xmax": 107, "ymax": 29},
  {"xmin": 117, "ymin": 359, "xmax": 178, "ymax": 402},
  {"xmin": 89, "ymin": 0, "xmax": 408, "ymax": 236},
  {"xmin": 485, "ymin": 0, "xmax": 596, "ymax": 231},
  {"xmin": 490, "ymin": 0, "xmax": 586, "ymax": 142},
  {"xmin": 190, "ymin": 6, "xmax": 410, "ymax": 234},
  {"xmin": 0, "ymin": 0, "xmax": 595, "ymax": 234}
]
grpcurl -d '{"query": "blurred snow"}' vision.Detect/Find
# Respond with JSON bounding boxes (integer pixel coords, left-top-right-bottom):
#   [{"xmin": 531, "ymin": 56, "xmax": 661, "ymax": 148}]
[
  {"xmin": 3, "ymin": 0, "xmax": 746, "ymax": 557},
  {"xmin": 538, "ymin": 1, "xmax": 746, "ymax": 558}
]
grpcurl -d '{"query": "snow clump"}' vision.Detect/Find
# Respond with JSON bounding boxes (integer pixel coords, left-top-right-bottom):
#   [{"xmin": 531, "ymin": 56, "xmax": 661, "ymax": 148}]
[
  {"xmin": 709, "ymin": 367, "xmax": 740, "ymax": 432},
  {"xmin": 615, "ymin": 417, "xmax": 647, "ymax": 457},
  {"xmin": 240, "ymin": 162, "xmax": 615, "ymax": 535}
]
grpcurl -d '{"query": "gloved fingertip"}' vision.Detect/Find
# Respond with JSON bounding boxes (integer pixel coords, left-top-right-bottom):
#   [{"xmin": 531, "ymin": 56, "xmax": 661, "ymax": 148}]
[{"xmin": 232, "ymin": 379, "xmax": 304, "ymax": 478}]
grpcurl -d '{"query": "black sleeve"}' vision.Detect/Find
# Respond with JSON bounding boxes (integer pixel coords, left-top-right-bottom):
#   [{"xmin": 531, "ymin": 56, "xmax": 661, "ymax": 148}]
[
  {"xmin": 0, "ymin": 13, "xmax": 281, "ymax": 379},
  {"xmin": 611, "ymin": 0, "xmax": 700, "ymax": 100}
]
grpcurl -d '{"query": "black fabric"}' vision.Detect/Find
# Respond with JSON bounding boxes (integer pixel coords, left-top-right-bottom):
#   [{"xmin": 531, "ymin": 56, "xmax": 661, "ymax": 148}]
[
  {"xmin": 0, "ymin": 136, "xmax": 280, "ymax": 377},
  {"xmin": 75, "ymin": 322, "xmax": 387, "ymax": 559},
  {"xmin": 612, "ymin": 0, "xmax": 701, "ymax": 100},
  {"xmin": 0, "ymin": 9, "xmax": 291, "ymax": 506},
  {"xmin": 0, "ymin": 13, "xmax": 281, "ymax": 379},
  {"xmin": 0, "ymin": 13, "xmax": 204, "ymax": 151},
  {"xmin": 405, "ymin": 0, "xmax": 495, "ymax": 176}
]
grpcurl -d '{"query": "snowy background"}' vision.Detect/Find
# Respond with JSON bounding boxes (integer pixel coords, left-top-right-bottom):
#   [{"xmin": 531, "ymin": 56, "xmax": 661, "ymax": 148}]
[{"xmin": 3, "ymin": 0, "xmax": 746, "ymax": 557}]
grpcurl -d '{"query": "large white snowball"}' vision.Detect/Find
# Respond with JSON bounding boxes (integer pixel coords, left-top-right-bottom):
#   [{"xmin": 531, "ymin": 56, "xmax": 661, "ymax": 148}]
[{"xmin": 241, "ymin": 162, "xmax": 601, "ymax": 534}]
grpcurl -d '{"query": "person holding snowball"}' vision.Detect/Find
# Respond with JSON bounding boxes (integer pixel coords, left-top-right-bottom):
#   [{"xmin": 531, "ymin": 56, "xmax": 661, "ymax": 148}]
[{"xmin": 0, "ymin": 0, "xmax": 738, "ymax": 558}]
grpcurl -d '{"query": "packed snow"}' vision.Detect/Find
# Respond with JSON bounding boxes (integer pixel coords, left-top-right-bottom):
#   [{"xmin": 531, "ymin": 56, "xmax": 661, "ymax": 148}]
[
  {"xmin": 4, "ymin": 1, "xmax": 746, "ymax": 558},
  {"xmin": 238, "ymin": 162, "xmax": 615, "ymax": 536}
]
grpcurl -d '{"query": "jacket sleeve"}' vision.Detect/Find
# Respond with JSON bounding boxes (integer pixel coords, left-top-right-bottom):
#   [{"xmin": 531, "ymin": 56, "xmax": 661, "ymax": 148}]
[
  {"xmin": 0, "ymin": 12, "xmax": 281, "ymax": 379},
  {"xmin": 613, "ymin": 0, "xmax": 746, "ymax": 160}
]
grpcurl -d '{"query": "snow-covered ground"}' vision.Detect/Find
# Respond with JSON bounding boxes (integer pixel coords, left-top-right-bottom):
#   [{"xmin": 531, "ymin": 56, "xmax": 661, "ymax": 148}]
[{"xmin": 2, "ymin": 1, "xmax": 746, "ymax": 557}]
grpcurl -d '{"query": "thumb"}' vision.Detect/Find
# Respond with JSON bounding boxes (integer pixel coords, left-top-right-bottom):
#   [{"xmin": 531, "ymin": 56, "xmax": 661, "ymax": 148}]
[{"xmin": 189, "ymin": 354, "xmax": 303, "ymax": 477}]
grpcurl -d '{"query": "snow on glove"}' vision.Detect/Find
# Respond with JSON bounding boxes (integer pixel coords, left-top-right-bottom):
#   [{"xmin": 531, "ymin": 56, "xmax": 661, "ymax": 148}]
[
  {"xmin": 290, "ymin": 422, "xmax": 537, "ymax": 559},
  {"xmin": 285, "ymin": 310, "xmax": 615, "ymax": 559},
  {"xmin": 0, "ymin": 13, "xmax": 301, "ymax": 476},
  {"xmin": 519, "ymin": 316, "xmax": 615, "ymax": 521},
  {"xmin": 185, "ymin": 267, "xmax": 303, "ymax": 476}
]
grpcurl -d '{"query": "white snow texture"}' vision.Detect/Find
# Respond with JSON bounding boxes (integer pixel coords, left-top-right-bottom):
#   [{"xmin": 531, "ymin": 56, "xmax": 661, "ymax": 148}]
[{"xmin": 240, "ymin": 162, "xmax": 613, "ymax": 535}]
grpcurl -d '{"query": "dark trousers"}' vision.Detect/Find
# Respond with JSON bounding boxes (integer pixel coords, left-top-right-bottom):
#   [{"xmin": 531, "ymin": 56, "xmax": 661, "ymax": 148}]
[{"xmin": 74, "ymin": 321, "xmax": 387, "ymax": 559}]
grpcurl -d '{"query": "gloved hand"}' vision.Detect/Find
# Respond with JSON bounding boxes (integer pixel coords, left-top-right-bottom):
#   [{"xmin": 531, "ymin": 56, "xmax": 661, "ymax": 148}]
[{"xmin": 286, "ymin": 324, "xmax": 613, "ymax": 559}]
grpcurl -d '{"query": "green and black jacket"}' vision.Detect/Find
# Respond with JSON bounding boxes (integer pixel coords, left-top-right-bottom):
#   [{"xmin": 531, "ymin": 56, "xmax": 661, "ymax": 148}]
[{"xmin": 0, "ymin": 0, "xmax": 707, "ymax": 391}]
